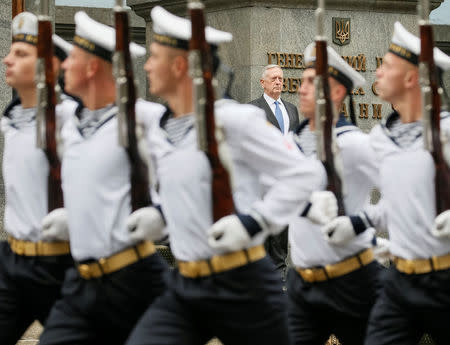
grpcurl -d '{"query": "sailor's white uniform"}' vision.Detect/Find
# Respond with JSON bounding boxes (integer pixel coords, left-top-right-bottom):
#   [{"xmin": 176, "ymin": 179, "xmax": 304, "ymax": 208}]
[
  {"xmin": 125, "ymin": 98, "xmax": 325, "ymax": 345},
  {"xmin": 147, "ymin": 99, "xmax": 324, "ymax": 261},
  {"xmin": 370, "ymin": 112, "xmax": 450, "ymax": 259},
  {"xmin": 0, "ymin": 11, "xmax": 79, "ymax": 345},
  {"xmin": 39, "ymin": 103, "xmax": 169, "ymax": 345},
  {"xmin": 290, "ymin": 118, "xmax": 378, "ymax": 268},
  {"xmin": 364, "ymin": 112, "xmax": 450, "ymax": 345},
  {"xmin": 38, "ymin": 12, "xmax": 168, "ymax": 345},
  {"xmin": 0, "ymin": 96, "xmax": 77, "ymax": 345},
  {"xmin": 2, "ymin": 99, "xmax": 77, "ymax": 242},
  {"xmin": 286, "ymin": 116, "xmax": 382, "ymax": 345},
  {"xmin": 126, "ymin": 6, "xmax": 325, "ymax": 345},
  {"xmin": 61, "ymin": 100, "xmax": 165, "ymax": 261},
  {"xmin": 364, "ymin": 21, "xmax": 450, "ymax": 345},
  {"xmin": 286, "ymin": 38, "xmax": 382, "ymax": 345}
]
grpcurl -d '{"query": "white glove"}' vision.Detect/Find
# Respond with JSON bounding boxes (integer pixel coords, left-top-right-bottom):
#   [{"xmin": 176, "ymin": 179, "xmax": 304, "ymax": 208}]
[
  {"xmin": 373, "ymin": 237, "xmax": 392, "ymax": 265},
  {"xmin": 41, "ymin": 208, "xmax": 69, "ymax": 242},
  {"xmin": 321, "ymin": 216, "xmax": 355, "ymax": 245},
  {"xmin": 207, "ymin": 215, "xmax": 251, "ymax": 252},
  {"xmin": 431, "ymin": 210, "xmax": 450, "ymax": 238},
  {"xmin": 306, "ymin": 191, "xmax": 338, "ymax": 225},
  {"xmin": 127, "ymin": 207, "xmax": 165, "ymax": 242}
]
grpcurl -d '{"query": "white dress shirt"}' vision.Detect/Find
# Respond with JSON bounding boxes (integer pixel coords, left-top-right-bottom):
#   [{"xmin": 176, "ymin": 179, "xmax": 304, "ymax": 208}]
[
  {"xmin": 263, "ymin": 93, "xmax": 290, "ymax": 135},
  {"xmin": 60, "ymin": 99, "xmax": 166, "ymax": 261}
]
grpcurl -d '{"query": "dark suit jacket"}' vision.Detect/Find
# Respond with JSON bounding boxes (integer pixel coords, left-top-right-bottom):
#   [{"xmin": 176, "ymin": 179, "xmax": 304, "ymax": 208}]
[{"xmin": 249, "ymin": 95, "xmax": 299, "ymax": 132}]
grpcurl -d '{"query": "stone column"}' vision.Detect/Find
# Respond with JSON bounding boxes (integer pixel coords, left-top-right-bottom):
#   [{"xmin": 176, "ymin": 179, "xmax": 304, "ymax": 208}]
[{"xmin": 129, "ymin": 0, "xmax": 446, "ymax": 131}]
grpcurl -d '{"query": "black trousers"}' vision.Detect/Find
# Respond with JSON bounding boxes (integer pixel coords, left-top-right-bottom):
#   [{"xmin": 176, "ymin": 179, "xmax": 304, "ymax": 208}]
[
  {"xmin": 126, "ymin": 256, "xmax": 289, "ymax": 345},
  {"xmin": 287, "ymin": 261, "xmax": 382, "ymax": 345},
  {"xmin": 39, "ymin": 253, "xmax": 167, "ymax": 345},
  {"xmin": 264, "ymin": 228, "xmax": 288, "ymax": 272},
  {"xmin": 365, "ymin": 266, "xmax": 450, "ymax": 345},
  {"xmin": 0, "ymin": 241, "xmax": 73, "ymax": 345}
]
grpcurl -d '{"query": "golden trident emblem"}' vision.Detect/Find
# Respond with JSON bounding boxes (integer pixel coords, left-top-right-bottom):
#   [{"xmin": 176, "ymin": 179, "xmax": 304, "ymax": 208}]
[{"xmin": 333, "ymin": 18, "xmax": 350, "ymax": 46}]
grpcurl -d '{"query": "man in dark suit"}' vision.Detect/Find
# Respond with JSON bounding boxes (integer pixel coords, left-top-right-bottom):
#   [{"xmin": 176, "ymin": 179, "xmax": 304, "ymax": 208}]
[
  {"xmin": 249, "ymin": 65, "xmax": 300, "ymax": 281},
  {"xmin": 249, "ymin": 64, "xmax": 299, "ymax": 134}
]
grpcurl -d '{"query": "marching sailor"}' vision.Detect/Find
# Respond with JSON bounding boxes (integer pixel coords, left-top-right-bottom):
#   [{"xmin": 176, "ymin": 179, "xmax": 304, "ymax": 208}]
[
  {"xmin": 0, "ymin": 12, "xmax": 76, "ymax": 345},
  {"xmin": 125, "ymin": 6, "xmax": 328, "ymax": 345},
  {"xmin": 364, "ymin": 22, "xmax": 450, "ymax": 345},
  {"xmin": 39, "ymin": 12, "xmax": 168, "ymax": 345},
  {"xmin": 287, "ymin": 42, "xmax": 383, "ymax": 345}
]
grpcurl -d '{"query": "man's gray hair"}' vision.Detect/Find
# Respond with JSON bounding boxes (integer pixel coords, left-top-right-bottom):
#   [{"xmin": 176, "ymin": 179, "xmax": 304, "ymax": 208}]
[{"xmin": 261, "ymin": 64, "xmax": 282, "ymax": 80}]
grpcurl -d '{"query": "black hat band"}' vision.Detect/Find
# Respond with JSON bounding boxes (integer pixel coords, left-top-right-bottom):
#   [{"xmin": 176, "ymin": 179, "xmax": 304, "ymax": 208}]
[
  {"xmin": 73, "ymin": 35, "xmax": 112, "ymax": 62},
  {"xmin": 13, "ymin": 33, "xmax": 37, "ymax": 45},
  {"xmin": 305, "ymin": 62, "xmax": 353, "ymax": 91},
  {"xmin": 53, "ymin": 45, "xmax": 67, "ymax": 61},
  {"xmin": 153, "ymin": 33, "xmax": 189, "ymax": 50},
  {"xmin": 388, "ymin": 43, "xmax": 418, "ymax": 65}
]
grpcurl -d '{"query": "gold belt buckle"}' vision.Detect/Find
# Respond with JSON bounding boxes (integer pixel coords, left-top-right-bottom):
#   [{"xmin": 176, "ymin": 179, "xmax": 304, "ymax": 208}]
[
  {"xmin": 15, "ymin": 241, "xmax": 25, "ymax": 255},
  {"xmin": 182, "ymin": 261, "xmax": 199, "ymax": 277},
  {"xmin": 35, "ymin": 241, "xmax": 44, "ymax": 255},
  {"xmin": 302, "ymin": 269, "xmax": 315, "ymax": 282},
  {"xmin": 402, "ymin": 259, "xmax": 415, "ymax": 274},
  {"xmin": 98, "ymin": 257, "xmax": 108, "ymax": 275},
  {"xmin": 78, "ymin": 264, "xmax": 91, "ymax": 279}
]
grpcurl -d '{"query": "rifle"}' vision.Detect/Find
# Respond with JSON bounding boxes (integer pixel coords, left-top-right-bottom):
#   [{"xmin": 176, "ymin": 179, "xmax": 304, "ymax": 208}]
[
  {"xmin": 419, "ymin": 0, "xmax": 450, "ymax": 213},
  {"xmin": 188, "ymin": 0, "xmax": 235, "ymax": 221},
  {"xmin": 113, "ymin": 0, "xmax": 151, "ymax": 211},
  {"xmin": 314, "ymin": 0, "xmax": 345, "ymax": 216},
  {"xmin": 12, "ymin": 0, "xmax": 25, "ymax": 99},
  {"xmin": 36, "ymin": 0, "xmax": 63, "ymax": 212},
  {"xmin": 12, "ymin": 0, "xmax": 25, "ymax": 19}
]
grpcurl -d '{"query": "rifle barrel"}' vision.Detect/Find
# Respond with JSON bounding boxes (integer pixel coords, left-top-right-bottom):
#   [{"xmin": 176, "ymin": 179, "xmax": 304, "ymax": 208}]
[
  {"xmin": 12, "ymin": 0, "xmax": 25, "ymax": 19},
  {"xmin": 189, "ymin": 0, "xmax": 235, "ymax": 221}
]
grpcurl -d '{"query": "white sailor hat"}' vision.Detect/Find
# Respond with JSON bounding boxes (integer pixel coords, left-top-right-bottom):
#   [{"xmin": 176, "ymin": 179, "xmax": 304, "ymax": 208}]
[
  {"xmin": 304, "ymin": 42, "xmax": 366, "ymax": 91},
  {"xmin": 52, "ymin": 34, "xmax": 73, "ymax": 61},
  {"xmin": 150, "ymin": 6, "xmax": 232, "ymax": 50},
  {"xmin": 389, "ymin": 21, "xmax": 450, "ymax": 71},
  {"xmin": 73, "ymin": 11, "xmax": 146, "ymax": 62},
  {"xmin": 12, "ymin": 12, "xmax": 38, "ymax": 46}
]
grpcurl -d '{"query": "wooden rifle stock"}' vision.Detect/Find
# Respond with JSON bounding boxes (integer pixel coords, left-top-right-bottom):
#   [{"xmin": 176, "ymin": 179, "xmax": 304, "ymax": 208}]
[
  {"xmin": 419, "ymin": 0, "xmax": 450, "ymax": 213},
  {"xmin": 315, "ymin": 1, "xmax": 345, "ymax": 216},
  {"xmin": 36, "ymin": 2, "xmax": 63, "ymax": 212},
  {"xmin": 114, "ymin": 2, "xmax": 151, "ymax": 211},
  {"xmin": 12, "ymin": 0, "xmax": 25, "ymax": 98},
  {"xmin": 12, "ymin": 0, "xmax": 25, "ymax": 19},
  {"xmin": 188, "ymin": 0, "xmax": 234, "ymax": 221}
]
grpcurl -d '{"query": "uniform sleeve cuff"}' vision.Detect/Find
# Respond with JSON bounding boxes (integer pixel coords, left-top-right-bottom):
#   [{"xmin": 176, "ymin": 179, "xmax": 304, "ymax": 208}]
[
  {"xmin": 349, "ymin": 215, "xmax": 368, "ymax": 235},
  {"xmin": 300, "ymin": 202, "xmax": 312, "ymax": 217},
  {"xmin": 154, "ymin": 204, "xmax": 166, "ymax": 225},
  {"xmin": 237, "ymin": 213, "xmax": 263, "ymax": 237}
]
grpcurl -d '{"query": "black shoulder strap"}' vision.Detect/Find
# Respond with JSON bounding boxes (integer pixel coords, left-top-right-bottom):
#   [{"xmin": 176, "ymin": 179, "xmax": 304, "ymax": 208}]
[{"xmin": 3, "ymin": 97, "xmax": 22, "ymax": 118}]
